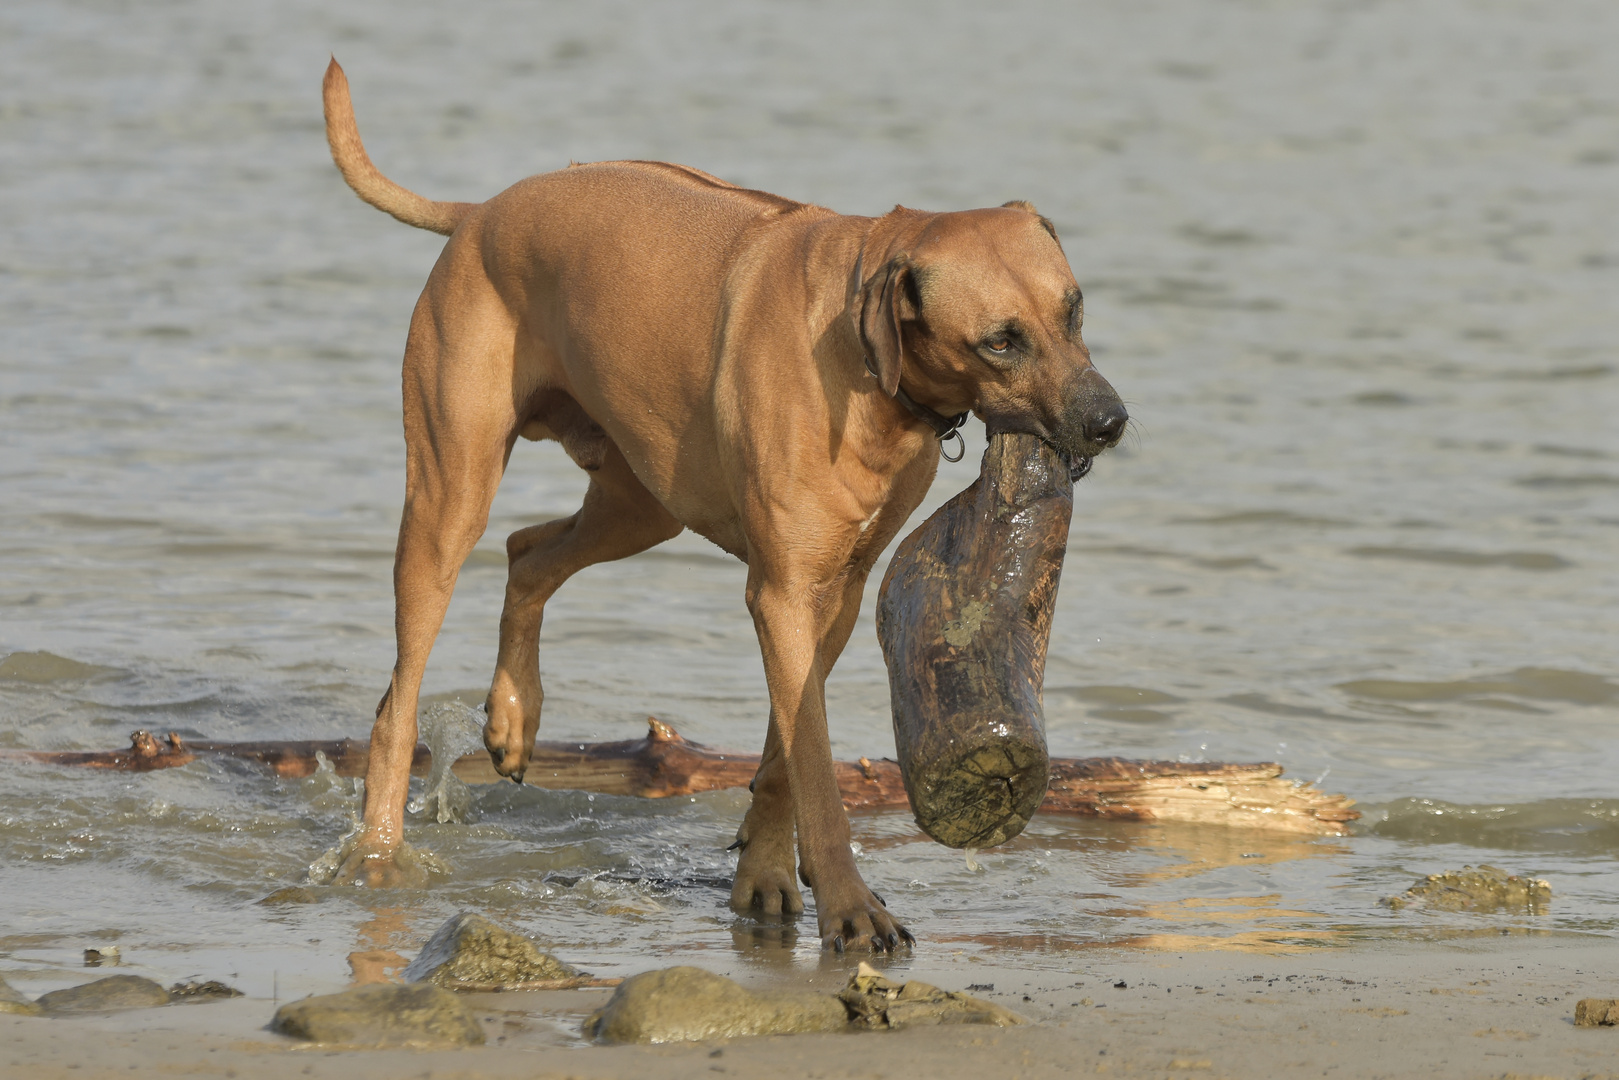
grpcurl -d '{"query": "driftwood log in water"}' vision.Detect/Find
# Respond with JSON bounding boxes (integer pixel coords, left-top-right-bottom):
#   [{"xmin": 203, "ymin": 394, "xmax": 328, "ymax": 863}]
[
  {"xmin": 876, "ymin": 433, "xmax": 1071, "ymax": 849},
  {"xmin": 5, "ymin": 718, "xmax": 1358, "ymax": 836}
]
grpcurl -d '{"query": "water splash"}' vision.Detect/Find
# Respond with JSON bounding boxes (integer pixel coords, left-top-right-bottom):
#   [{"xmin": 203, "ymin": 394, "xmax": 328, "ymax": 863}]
[
  {"xmin": 304, "ymin": 823, "xmax": 451, "ymax": 888},
  {"xmin": 304, "ymin": 814, "xmax": 363, "ymax": 885},
  {"xmin": 298, "ymin": 749, "xmax": 364, "ymax": 813},
  {"xmin": 407, "ymin": 701, "xmax": 487, "ymax": 825},
  {"xmin": 302, "ymin": 706, "xmax": 481, "ymax": 886}
]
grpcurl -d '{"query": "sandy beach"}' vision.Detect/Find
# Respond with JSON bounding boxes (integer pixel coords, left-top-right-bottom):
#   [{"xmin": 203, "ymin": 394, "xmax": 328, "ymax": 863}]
[{"xmin": 7, "ymin": 936, "xmax": 1619, "ymax": 1080}]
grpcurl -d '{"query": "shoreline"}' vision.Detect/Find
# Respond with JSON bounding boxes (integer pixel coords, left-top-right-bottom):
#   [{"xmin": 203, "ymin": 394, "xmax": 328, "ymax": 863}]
[{"xmin": 6, "ymin": 935, "xmax": 1618, "ymax": 1079}]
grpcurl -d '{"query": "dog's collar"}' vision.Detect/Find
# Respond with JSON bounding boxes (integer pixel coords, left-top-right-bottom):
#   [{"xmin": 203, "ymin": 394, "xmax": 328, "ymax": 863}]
[{"xmin": 862, "ymin": 354, "xmax": 970, "ymax": 463}]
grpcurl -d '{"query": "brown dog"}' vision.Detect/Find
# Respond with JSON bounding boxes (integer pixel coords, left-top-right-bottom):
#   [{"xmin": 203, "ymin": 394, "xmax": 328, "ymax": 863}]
[{"xmin": 321, "ymin": 59, "xmax": 1126, "ymax": 951}]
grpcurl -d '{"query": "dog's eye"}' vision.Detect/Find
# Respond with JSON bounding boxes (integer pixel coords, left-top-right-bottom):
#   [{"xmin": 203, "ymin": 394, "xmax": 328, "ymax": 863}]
[{"xmin": 978, "ymin": 329, "xmax": 1022, "ymax": 364}]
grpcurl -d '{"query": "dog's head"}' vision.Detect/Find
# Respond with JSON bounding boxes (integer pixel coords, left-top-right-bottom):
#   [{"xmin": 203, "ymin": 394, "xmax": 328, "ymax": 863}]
[{"xmin": 852, "ymin": 203, "xmax": 1126, "ymax": 469}]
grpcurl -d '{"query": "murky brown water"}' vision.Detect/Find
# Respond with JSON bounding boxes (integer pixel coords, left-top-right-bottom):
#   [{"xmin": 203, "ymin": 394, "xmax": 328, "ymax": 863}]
[{"xmin": 3, "ymin": 0, "xmax": 1616, "ymax": 1001}]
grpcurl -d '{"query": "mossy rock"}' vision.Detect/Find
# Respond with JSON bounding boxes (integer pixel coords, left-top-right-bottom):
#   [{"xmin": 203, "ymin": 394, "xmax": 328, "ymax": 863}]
[
  {"xmin": 402, "ymin": 911, "xmax": 578, "ymax": 989},
  {"xmin": 1381, "ymin": 864, "xmax": 1551, "ymax": 914}
]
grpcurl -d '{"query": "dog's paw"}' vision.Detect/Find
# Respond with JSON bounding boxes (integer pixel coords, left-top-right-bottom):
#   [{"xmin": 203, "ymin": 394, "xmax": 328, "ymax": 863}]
[
  {"xmin": 482, "ymin": 680, "xmax": 540, "ymax": 780},
  {"xmin": 730, "ymin": 841, "xmax": 805, "ymax": 917},
  {"xmin": 332, "ymin": 838, "xmax": 425, "ymax": 889},
  {"xmin": 814, "ymin": 884, "xmax": 914, "ymax": 953}
]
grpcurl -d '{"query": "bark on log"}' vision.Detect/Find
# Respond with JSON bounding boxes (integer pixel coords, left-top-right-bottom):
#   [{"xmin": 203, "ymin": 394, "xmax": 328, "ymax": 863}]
[
  {"xmin": 4, "ymin": 718, "xmax": 1357, "ymax": 836},
  {"xmin": 876, "ymin": 433, "xmax": 1070, "ymax": 849}
]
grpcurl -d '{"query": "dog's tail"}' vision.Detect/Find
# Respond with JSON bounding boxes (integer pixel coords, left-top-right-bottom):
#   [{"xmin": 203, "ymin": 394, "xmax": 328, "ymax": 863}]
[{"xmin": 322, "ymin": 58, "xmax": 476, "ymax": 236}]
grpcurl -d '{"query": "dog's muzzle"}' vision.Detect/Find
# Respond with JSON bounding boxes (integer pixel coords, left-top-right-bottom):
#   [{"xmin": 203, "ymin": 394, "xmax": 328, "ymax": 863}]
[{"xmin": 1049, "ymin": 371, "xmax": 1128, "ymax": 475}]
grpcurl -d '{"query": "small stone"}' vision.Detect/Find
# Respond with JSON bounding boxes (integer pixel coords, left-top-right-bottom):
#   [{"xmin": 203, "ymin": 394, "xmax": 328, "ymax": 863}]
[
  {"xmin": 1380, "ymin": 865, "xmax": 1551, "ymax": 914},
  {"xmin": 271, "ymin": 983, "xmax": 484, "ymax": 1047},
  {"xmin": 83, "ymin": 946, "xmax": 120, "ymax": 967},
  {"xmin": 259, "ymin": 886, "xmax": 319, "ymax": 905},
  {"xmin": 1575, "ymin": 999, "xmax": 1619, "ymax": 1027},
  {"xmin": 584, "ymin": 967, "xmax": 849, "ymax": 1044},
  {"xmin": 402, "ymin": 911, "xmax": 578, "ymax": 989},
  {"xmin": 0, "ymin": 975, "xmax": 42, "ymax": 1016},
  {"xmin": 839, "ymin": 962, "xmax": 1025, "ymax": 1030},
  {"xmin": 37, "ymin": 975, "xmax": 171, "ymax": 1015},
  {"xmin": 169, "ymin": 980, "xmax": 243, "ymax": 1002}
]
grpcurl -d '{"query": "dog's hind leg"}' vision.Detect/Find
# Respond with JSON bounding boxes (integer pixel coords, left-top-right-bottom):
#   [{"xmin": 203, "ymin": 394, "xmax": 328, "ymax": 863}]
[
  {"xmin": 483, "ymin": 440, "xmax": 682, "ymax": 781},
  {"xmin": 338, "ymin": 284, "xmax": 517, "ymax": 887}
]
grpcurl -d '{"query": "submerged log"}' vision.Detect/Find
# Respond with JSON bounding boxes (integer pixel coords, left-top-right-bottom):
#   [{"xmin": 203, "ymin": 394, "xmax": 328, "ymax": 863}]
[
  {"xmin": 4, "ymin": 718, "xmax": 1357, "ymax": 836},
  {"xmin": 877, "ymin": 432, "xmax": 1071, "ymax": 849}
]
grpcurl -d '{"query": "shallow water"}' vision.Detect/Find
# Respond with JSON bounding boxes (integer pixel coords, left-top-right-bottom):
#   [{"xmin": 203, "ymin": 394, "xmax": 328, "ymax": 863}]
[{"xmin": 2, "ymin": 0, "xmax": 1616, "ymax": 997}]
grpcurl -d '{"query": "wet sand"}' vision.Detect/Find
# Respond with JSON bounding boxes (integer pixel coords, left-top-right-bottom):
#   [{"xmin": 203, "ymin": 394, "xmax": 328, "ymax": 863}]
[{"xmin": 7, "ymin": 937, "xmax": 1619, "ymax": 1080}]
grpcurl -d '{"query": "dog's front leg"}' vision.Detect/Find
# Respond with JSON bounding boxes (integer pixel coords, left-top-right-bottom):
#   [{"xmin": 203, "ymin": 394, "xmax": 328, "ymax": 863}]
[
  {"xmin": 729, "ymin": 719, "xmax": 802, "ymax": 917},
  {"xmin": 745, "ymin": 572, "xmax": 909, "ymax": 951}
]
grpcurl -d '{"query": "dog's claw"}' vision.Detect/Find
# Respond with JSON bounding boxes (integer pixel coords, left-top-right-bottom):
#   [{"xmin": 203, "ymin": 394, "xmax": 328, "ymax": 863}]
[
  {"xmin": 726, "ymin": 837, "xmax": 745, "ymax": 852},
  {"xmin": 898, "ymin": 927, "xmax": 915, "ymax": 947},
  {"xmin": 832, "ymin": 935, "xmax": 845, "ymax": 954},
  {"xmin": 886, "ymin": 931, "xmax": 899, "ymax": 949}
]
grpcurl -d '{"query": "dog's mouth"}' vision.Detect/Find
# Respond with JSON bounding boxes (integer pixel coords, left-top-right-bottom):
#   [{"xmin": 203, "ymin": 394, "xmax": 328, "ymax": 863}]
[
  {"xmin": 1035, "ymin": 436, "xmax": 1093, "ymax": 482},
  {"xmin": 987, "ymin": 417, "xmax": 1103, "ymax": 482}
]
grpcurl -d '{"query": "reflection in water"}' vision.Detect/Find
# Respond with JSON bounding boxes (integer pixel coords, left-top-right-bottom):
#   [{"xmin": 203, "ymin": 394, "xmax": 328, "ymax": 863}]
[
  {"xmin": 729, "ymin": 920, "xmax": 804, "ymax": 963},
  {"xmin": 1126, "ymin": 894, "xmax": 1348, "ymax": 956},
  {"xmin": 348, "ymin": 905, "xmax": 412, "ymax": 984},
  {"xmin": 1124, "ymin": 826, "xmax": 1350, "ymax": 885},
  {"xmin": 894, "ymin": 823, "xmax": 1352, "ymax": 957}
]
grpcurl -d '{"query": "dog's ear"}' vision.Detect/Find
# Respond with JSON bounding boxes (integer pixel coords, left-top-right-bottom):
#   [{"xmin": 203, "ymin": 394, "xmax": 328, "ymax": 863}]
[
  {"xmin": 1002, "ymin": 199, "xmax": 1061, "ymax": 246},
  {"xmin": 853, "ymin": 253, "xmax": 915, "ymax": 398}
]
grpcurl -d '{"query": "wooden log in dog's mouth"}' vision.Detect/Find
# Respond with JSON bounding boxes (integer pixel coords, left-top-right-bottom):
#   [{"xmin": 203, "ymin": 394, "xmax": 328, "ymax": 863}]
[{"xmin": 876, "ymin": 432, "xmax": 1076, "ymax": 849}]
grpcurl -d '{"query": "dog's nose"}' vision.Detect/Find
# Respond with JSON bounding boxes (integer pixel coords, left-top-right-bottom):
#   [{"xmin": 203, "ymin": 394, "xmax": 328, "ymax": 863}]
[{"xmin": 1086, "ymin": 402, "xmax": 1128, "ymax": 447}]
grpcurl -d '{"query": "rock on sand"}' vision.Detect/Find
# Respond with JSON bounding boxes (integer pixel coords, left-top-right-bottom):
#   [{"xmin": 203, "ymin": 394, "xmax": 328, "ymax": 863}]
[
  {"xmin": 1575, "ymin": 998, "xmax": 1619, "ymax": 1027},
  {"xmin": 839, "ymin": 963, "xmax": 1026, "ymax": 1029},
  {"xmin": 585, "ymin": 967, "xmax": 850, "ymax": 1043},
  {"xmin": 36, "ymin": 975, "xmax": 171, "ymax": 1014},
  {"xmin": 584, "ymin": 964, "xmax": 1025, "ymax": 1044},
  {"xmin": 271, "ymin": 983, "xmax": 485, "ymax": 1047},
  {"xmin": 168, "ymin": 980, "xmax": 243, "ymax": 1001},
  {"xmin": 401, "ymin": 911, "xmax": 579, "ymax": 989},
  {"xmin": 1, "ymin": 975, "xmax": 42, "ymax": 1016}
]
